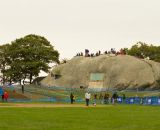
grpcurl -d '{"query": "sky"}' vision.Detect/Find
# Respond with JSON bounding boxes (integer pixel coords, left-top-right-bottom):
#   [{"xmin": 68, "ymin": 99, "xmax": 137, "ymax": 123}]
[{"xmin": 0, "ymin": 0, "xmax": 160, "ymax": 60}]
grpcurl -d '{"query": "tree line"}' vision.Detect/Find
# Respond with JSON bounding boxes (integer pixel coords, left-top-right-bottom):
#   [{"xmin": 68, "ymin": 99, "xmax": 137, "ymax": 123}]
[
  {"xmin": 0, "ymin": 34, "xmax": 59, "ymax": 85},
  {"xmin": 127, "ymin": 41, "xmax": 160, "ymax": 62}
]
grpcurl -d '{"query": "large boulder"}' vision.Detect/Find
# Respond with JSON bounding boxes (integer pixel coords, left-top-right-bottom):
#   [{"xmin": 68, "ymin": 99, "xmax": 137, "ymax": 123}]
[{"xmin": 41, "ymin": 55, "xmax": 160, "ymax": 90}]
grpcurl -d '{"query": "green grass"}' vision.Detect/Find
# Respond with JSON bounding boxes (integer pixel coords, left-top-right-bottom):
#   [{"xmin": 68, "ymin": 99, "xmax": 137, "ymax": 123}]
[{"xmin": 0, "ymin": 105, "xmax": 160, "ymax": 130}]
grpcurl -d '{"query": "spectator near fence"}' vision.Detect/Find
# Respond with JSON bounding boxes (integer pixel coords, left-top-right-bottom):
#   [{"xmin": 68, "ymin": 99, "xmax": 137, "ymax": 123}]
[
  {"xmin": 122, "ymin": 94, "xmax": 126, "ymax": 103},
  {"xmin": 70, "ymin": 93, "xmax": 74, "ymax": 104},
  {"xmin": 104, "ymin": 93, "xmax": 110, "ymax": 104},
  {"xmin": 1, "ymin": 91, "xmax": 4, "ymax": 102},
  {"xmin": 4, "ymin": 91, "xmax": 9, "ymax": 102},
  {"xmin": 112, "ymin": 92, "xmax": 118, "ymax": 104},
  {"xmin": 93, "ymin": 94, "xmax": 97, "ymax": 106},
  {"xmin": 73, "ymin": 95, "xmax": 76, "ymax": 102},
  {"xmin": 99, "ymin": 93, "xmax": 103, "ymax": 104}
]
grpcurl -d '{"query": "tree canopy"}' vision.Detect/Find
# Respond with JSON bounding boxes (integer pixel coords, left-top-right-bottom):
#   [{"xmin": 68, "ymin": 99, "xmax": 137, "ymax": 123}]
[
  {"xmin": 0, "ymin": 34, "xmax": 59, "ymax": 84},
  {"xmin": 127, "ymin": 42, "xmax": 160, "ymax": 62}
]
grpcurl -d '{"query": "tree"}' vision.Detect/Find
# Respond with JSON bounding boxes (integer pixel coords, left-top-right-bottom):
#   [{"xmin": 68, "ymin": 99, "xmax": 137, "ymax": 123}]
[
  {"xmin": 0, "ymin": 44, "xmax": 10, "ymax": 85},
  {"xmin": 6, "ymin": 34, "xmax": 59, "ymax": 84},
  {"xmin": 128, "ymin": 42, "xmax": 160, "ymax": 62}
]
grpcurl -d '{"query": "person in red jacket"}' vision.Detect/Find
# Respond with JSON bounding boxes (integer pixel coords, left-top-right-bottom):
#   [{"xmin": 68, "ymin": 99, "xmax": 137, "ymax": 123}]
[{"xmin": 4, "ymin": 91, "xmax": 9, "ymax": 102}]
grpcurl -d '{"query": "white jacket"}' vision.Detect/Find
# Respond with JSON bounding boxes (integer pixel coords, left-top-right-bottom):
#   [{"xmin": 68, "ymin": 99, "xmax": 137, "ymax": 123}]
[{"xmin": 85, "ymin": 93, "xmax": 91, "ymax": 99}]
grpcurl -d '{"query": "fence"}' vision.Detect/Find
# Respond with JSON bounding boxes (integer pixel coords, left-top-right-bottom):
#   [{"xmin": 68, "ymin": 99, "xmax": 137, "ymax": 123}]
[
  {"xmin": 1, "ymin": 96, "xmax": 160, "ymax": 106},
  {"xmin": 117, "ymin": 96, "xmax": 160, "ymax": 105},
  {"xmin": 1, "ymin": 85, "xmax": 160, "ymax": 105}
]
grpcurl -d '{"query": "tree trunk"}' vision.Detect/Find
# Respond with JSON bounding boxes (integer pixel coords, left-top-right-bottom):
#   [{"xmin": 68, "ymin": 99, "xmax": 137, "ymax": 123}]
[
  {"xmin": 22, "ymin": 75, "xmax": 26, "ymax": 85},
  {"xmin": 29, "ymin": 73, "xmax": 32, "ymax": 84},
  {"xmin": 19, "ymin": 79, "xmax": 21, "ymax": 85},
  {"xmin": 2, "ymin": 63, "xmax": 5, "ymax": 85},
  {"xmin": 9, "ymin": 78, "xmax": 12, "ymax": 84},
  {"xmin": 2, "ymin": 76, "xmax": 5, "ymax": 85}
]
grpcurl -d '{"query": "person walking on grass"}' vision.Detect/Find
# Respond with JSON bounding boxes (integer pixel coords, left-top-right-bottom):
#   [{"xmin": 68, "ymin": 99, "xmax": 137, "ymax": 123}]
[{"xmin": 85, "ymin": 92, "xmax": 91, "ymax": 106}]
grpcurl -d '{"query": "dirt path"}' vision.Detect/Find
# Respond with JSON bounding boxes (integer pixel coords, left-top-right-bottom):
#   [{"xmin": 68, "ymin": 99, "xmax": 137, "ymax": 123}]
[{"xmin": 0, "ymin": 103, "xmax": 109, "ymax": 108}]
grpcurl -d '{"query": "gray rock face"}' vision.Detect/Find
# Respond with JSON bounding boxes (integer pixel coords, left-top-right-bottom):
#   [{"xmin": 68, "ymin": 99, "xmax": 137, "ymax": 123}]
[{"xmin": 41, "ymin": 55, "xmax": 160, "ymax": 90}]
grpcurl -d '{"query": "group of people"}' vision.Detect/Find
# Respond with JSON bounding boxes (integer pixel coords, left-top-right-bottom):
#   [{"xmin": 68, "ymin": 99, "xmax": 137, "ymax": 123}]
[
  {"xmin": 76, "ymin": 49, "xmax": 102, "ymax": 57},
  {"xmin": 70, "ymin": 92, "xmax": 124, "ymax": 106},
  {"xmin": 92, "ymin": 92, "xmax": 120, "ymax": 106},
  {"xmin": 76, "ymin": 48, "xmax": 126, "ymax": 58}
]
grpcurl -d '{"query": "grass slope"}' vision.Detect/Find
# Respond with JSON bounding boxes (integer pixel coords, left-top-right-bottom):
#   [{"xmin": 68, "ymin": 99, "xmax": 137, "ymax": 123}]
[{"xmin": 0, "ymin": 105, "xmax": 160, "ymax": 130}]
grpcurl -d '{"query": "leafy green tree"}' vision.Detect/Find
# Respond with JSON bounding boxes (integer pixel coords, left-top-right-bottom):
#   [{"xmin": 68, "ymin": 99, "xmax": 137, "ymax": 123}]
[
  {"xmin": 6, "ymin": 34, "xmax": 59, "ymax": 84},
  {"xmin": 0, "ymin": 44, "xmax": 11, "ymax": 85},
  {"xmin": 128, "ymin": 42, "xmax": 160, "ymax": 62}
]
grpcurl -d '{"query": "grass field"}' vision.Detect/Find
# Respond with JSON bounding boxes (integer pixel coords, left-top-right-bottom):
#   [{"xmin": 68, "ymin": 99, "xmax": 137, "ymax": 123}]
[{"xmin": 0, "ymin": 104, "xmax": 160, "ymax": 130}]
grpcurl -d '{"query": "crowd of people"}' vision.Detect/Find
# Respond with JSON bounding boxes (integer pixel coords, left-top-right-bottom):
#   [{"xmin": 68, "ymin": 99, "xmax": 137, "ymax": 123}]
[
  {"xmin": 76, "ymin": 48, "xmax": 126, "ymax": 58},
  {"xmin": 70, "ymin": 91, "xmax": 126, "ymax": 106}
]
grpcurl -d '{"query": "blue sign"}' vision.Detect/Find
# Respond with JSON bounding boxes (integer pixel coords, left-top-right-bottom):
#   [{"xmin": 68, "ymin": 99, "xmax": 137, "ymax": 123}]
[
  {"xmin": 134, "ymin": 97, "xmax": 141, "ymax": 104},
  {"xmin": 158, "ymin": 98, "xmax": 160, "ymax": 105},
  {"xmin": 130, "ymin": 98, "xmax": 134, "ymax": 104},
  {"xmin": 117, "ymin": 97, "xmax": 123, "ymax": 103}
]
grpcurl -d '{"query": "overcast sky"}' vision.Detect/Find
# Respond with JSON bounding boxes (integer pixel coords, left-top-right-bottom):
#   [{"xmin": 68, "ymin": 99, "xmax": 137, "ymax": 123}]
[{"xmin": 0, "ymin": 0, "xmax": 160, "ymax": 59}]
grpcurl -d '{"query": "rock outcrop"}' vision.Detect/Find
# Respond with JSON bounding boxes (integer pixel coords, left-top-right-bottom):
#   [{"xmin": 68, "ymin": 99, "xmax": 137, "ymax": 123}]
[{"xmin": 41, "ymin": 55, "xmax": 160, "ymax": 90}]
